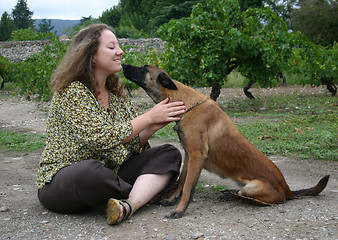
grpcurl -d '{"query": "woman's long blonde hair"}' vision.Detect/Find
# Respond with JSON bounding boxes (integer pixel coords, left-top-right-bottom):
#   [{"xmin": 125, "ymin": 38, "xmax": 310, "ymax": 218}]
[{"xmin": 51, "ymin": 23, "xmax": 126, "ymax": 97}]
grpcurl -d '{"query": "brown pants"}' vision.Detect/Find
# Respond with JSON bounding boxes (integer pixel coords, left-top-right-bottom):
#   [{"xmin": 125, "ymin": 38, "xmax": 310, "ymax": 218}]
[{"xmin": 38, "ymin": 144, "xmax": 181, "ymax": 214}]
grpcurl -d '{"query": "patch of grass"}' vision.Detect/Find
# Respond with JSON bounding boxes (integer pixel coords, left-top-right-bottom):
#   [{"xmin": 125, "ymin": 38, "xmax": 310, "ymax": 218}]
[
  {"xmin": 0, "ymin": 82, "xmax": 19, "ymax": 91},
  {"xmin": 195, "ymin": 182, "xmax": 228, "ymax": 193},
  {"xmin": 0, "ymin": 129, "xmax": 46, "ymax": 152},
  {"xmin": 238, "ymin": 114, "xmax": 337, "ymax": 161},
  {"xmin": 152, "ymin": 122, "xmax": 178, "ymax": 140},
  {"xmin": 223, "ymin": 93, "xmax": 336, "ymax": 117},
  {"xmin": 223, "ymin": 71, "xmax": 247, "ymax": 88},
  {"xmin": 224, "ymin": 93, "xmax": 337, "ymax": 161},
  {"xmin": 221, "ymin": 71, "xmax": 306, "ymax": 89}
]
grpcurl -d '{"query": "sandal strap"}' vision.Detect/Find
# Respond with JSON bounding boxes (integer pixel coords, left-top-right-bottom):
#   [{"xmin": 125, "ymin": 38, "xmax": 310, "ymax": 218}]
[{"xmin": 121, "ymin": 199, "xmax": 134, "ymax": 218}]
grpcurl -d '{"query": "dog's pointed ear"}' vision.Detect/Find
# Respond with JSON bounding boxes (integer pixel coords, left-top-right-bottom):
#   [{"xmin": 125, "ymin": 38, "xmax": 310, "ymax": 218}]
[{"xmin": 157, "ymin": 72, "xmax": 177, "ymax": 90}]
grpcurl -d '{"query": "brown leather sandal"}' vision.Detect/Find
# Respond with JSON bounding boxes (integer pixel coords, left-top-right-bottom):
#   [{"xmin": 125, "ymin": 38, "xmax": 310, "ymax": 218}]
[{"xmin": 105, "ymin": 198, "xmax": 133, "ymax": 225}]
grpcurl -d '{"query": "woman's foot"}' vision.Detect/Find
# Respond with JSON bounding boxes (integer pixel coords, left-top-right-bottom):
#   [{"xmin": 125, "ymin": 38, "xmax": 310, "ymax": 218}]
[{"xmin": 105, "ymin": 199, "xmax": 133, "ymax": 225}]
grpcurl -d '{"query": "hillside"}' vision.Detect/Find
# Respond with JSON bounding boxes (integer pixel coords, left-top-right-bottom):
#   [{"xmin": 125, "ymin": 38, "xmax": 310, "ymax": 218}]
[{"xmin": 33, "ymin": 19, "xmax": 80, "ymax": 36}]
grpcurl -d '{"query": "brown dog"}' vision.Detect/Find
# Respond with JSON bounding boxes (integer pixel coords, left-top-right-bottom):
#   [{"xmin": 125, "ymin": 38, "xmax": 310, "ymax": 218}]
[{"xmin": 122, "ymin": 64, "xmax": 330, "ymax": 218}]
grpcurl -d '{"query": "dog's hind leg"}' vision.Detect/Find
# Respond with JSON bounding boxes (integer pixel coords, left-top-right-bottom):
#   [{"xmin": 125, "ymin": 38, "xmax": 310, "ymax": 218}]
[{"xmin": 238, "ymin": 180, "xmax": 286, "ymax": 205}]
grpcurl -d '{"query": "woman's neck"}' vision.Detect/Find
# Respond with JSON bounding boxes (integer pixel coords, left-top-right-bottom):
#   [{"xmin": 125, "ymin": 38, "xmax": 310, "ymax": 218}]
[{"xmin": 94, "ymin": 74, "xmax": 110, "ymax": 109}]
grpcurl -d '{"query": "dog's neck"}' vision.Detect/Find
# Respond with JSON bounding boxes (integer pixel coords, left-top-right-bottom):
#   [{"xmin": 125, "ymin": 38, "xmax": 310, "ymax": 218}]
[
  {"xmin": 184, "ymin": 98, "xmax": 209, "ymax": 115},
  {"xmin": 166, "ymin": 80, "xmax": 209, "ymax": 110}
]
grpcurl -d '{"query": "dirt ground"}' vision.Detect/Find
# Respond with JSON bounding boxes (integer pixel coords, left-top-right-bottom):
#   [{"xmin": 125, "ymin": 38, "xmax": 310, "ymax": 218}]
[{"xmin": 0, "ymin": 86, "xmax": 337, "ymax": 240}]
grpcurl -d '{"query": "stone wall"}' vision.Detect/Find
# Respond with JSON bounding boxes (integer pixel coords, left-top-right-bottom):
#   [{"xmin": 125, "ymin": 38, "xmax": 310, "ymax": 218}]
[{"xmin": 0, "ymin": 38, "xmax": 165, "ymax": 62}]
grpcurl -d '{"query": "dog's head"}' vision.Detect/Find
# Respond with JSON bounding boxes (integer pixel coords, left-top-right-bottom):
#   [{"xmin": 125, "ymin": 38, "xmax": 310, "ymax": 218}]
[{"xmin": 122, "ymin": 64, "xmax": 177, "ymax": 103}]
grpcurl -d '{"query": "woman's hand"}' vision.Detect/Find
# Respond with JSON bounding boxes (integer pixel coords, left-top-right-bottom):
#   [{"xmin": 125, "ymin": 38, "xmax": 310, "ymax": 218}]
[
  {"xmin": 123, "ymin": 98, "xmax": 185, "ymax": 145},
  {"xmin": 147, "ymin": 98, "xmax": 186, "ymax": 125}
]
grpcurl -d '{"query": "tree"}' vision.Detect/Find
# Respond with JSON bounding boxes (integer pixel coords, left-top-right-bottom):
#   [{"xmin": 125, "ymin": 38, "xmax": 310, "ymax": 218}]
[
  {"xmin": 158, "ymin": 0, "xmax": 296, "ymax": 100},
  {"xmin": 291, "ymin": 0, "xmax": 338, "ymax": 46},
  {"xmin": 112, "ymin": 0, "xmax": 205, "ymax": 37},
  {"xmin": 292, "ymin": 34, "xmax": 337, "ymax": 95},
  {"xmin": 265, "ymin": 0, "xmax": 298, "ymax": 28},
  {"xmin": 0, "ymin": 12, "xmax": 14, "ymax": 41},
  {"xmin": 37, "ymin": 19, "xmax": 54, "ymax": 33},
  {"xmin": 238, "ymin": 0, "xmax": 263, "ymax": 11},
  {"xmin": 80, "ymin": 16, "xmax": 93, "ymax": 25},
  {"xmin": 100, "ymin": 5, "xmax": 122, "ymax": 29},
  {"xmin": 148, "ymin": 0, "xmax": 205, "ymax": 29},
  {"xmin": 11, "ymin": 0, "xmax": 34, "ymax": 29}
]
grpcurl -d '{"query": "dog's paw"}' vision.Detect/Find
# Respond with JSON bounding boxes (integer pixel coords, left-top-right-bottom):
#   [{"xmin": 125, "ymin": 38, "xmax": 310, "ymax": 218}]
[
  {"xmin": 219, "ymin": 189, "xmax": 240, "ymax": 201},
  {"xmin": 165, "ymin": 210, "xmax": 184, "ymax": 219},
  {"xmin": 159, "ymin": 197, "xmax": 177, "ymax": 206}
]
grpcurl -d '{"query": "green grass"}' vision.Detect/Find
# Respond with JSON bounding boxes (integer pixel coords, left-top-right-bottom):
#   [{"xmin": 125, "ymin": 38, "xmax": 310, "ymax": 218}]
[
  {"xmin": 222, "ymin": 93, "xmax": 335, "ymax": 117},
  {"xmin": 238, "ymin": 114, "xmax": 337, "ymax": 161},
  {"xmin": 0, "ymin": 129, "xmax": 46, "ymax": 152},
  {"xmin": 223, "ymin": 71, "xmax": 247, "ymax": 88},
  {"xmin": 153, "ymin": 93, "xmax": 337, "ymax": 161},
  {"xmin": 221, "ymin": 71, "xmax": 304, "ymax": 89},
  {"xmin": 153, "ymin": 122, "xmax": 179, "ymax": 140}
]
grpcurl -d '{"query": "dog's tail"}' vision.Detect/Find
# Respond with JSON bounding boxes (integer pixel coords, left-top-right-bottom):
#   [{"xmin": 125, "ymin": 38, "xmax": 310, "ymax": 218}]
[{"xmin": 291, "ymin": 175, "xmax": 330, "ymax": 198}]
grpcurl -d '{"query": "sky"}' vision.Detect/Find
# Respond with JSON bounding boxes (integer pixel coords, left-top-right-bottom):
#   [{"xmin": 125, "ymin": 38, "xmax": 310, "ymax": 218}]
[{"xmin": 0, "ymin": 0, "xmax": 119, "ymax": 20}]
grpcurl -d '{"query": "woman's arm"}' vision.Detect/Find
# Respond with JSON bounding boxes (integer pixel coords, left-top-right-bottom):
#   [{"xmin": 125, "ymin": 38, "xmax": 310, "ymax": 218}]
[{"xmin": 122, "ymin": 98, "xmax": 185, "ymax": 146}]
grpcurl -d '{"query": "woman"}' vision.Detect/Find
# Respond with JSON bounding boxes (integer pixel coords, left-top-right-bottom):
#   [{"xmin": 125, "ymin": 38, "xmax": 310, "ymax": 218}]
[{"xmin": 37, "ymin": 23, "xmax": 186, "ymax": 225}]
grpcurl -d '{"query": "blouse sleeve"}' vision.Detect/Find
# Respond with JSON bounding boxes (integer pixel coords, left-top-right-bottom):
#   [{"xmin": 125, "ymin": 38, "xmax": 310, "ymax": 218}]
[{"xmin": 123, "ymin": 99, "xmax": 151, "ymax": 153}]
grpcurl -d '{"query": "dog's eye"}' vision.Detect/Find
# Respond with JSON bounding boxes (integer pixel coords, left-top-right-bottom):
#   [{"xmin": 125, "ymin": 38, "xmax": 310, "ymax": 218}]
[{"xmin": 141, "ymin": 66, "xmax": 150, "ymax": 73}]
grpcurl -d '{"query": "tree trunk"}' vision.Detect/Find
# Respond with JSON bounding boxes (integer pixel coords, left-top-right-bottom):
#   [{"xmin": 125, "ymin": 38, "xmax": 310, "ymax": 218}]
[
  {"xmin": 324, "ymin": 78, "xmax": 337, "ymax": 96},
  {"xmin": 277, "ymin": 72, "xmax": 287, "ymax": 86},
  {"xmin": 210, "ymin": 83, "xmax": 221, "ymax": 101},
  {"xmin": 243, "ymin": 80, "xmax": 256, "ymax": 99},
  {"xmin": 0, "ymin": 78, "xmax": 4, "ymax": 89}
]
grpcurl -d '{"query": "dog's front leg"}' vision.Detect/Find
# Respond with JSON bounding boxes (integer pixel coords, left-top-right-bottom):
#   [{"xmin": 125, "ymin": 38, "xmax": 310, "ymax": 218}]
[
  {"xmin": 161, "ymin": 152, "xmax": 189, "ymax": 206},
  {"xmin": 165, "ymin": 151, "xmax": 206, "ymax": 218}
]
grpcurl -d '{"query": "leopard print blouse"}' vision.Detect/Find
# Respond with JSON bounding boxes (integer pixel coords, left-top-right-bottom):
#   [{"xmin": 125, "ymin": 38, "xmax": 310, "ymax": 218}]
[{"xmin": 36, "ymin": 81, "xmax": 149, "ymax": 189}]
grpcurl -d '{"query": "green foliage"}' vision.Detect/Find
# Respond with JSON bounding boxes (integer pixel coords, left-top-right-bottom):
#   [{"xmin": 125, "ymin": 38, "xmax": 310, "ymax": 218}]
[
  {"xmin": 0, "ymin": 55, "xmax": 10, "ymax": 88},
  {"xmin": 0, "ymin": 12, "xmax": 14, "ymax": 41},
  {"xmin": 158, "ymin": 0, "xmax": 295, "ymax": 90},
  {"xmin": 291, "ymin": 0, "xmax": 338, "ymax": 47},
  {"xmin": 100, "ymin": 6, "xmax": 122, "ymax": 29},
  {"xmin": 6, "ymin": 37, "xmax": 69, "ymax": 101},
  {"xmin": 37, "ymin": 19, "xmax": 54, "ymax": 34},
  {"xmin": 80, "ymin": 16, "xmax": 93, "ymax": 25},
  {"xmin": 0, "ymin": 129, "xmax": 46, "ymax": 152},
  {"xmin": 12, "ymin": 0, "xmax": 33, "ymax": 30},
  {"xmin": 291, "ymin": 36, "xmax": 337, "ymax": 88},
  {"xmin": 10, "ymin": 27, "xmax": 56, "ymax": 41},
  {"xmin": 121, "ymin": 45, "xmax": 163, "ymax": 90},
  {"xmin": 238, "ymin": 0, "xmax": 263, "ymax": 11},
  {"xmin": 265, "ymin": 0, "xmax": 297, "ymax": 28},
  {"xmin": 238, "ymin": 7, "xmax": 296, "ymax": 87},
  {"xmin": 116, "ymin": 14, "xmax": 148, "ymax": 38},
  {"xmin": 104, "ymin": 0, "xmax": 204, "ymax": 38},
  {"xmin": 148, "ymin": 0, "xmax": 205, "ymax": 31}
]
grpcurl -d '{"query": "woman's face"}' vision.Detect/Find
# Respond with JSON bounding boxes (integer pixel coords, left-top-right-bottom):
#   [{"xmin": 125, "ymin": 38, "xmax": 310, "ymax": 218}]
[{"xmin": 93, "ymin": 29, "xmax": 124, "ymax": 77}]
